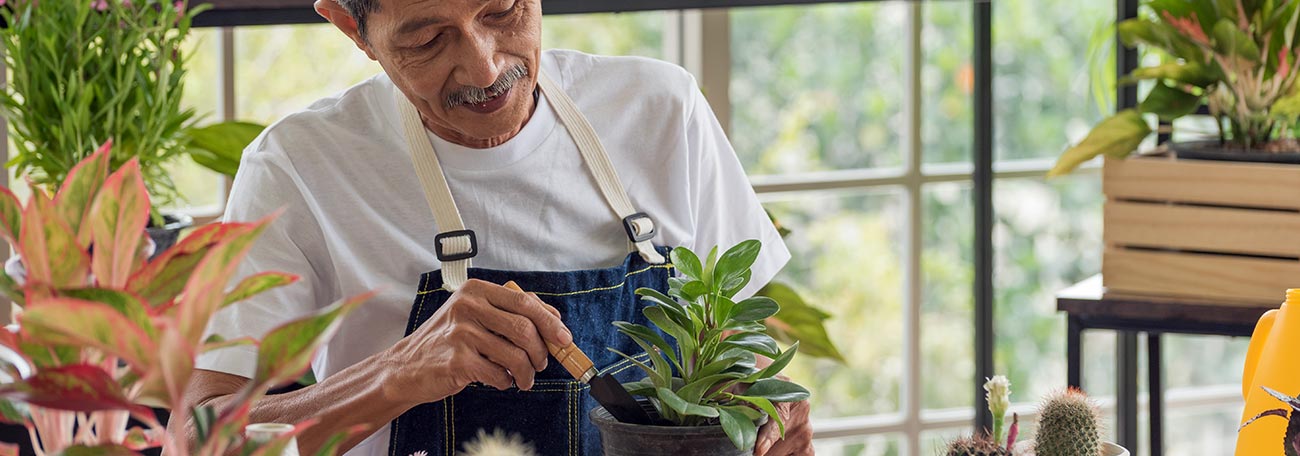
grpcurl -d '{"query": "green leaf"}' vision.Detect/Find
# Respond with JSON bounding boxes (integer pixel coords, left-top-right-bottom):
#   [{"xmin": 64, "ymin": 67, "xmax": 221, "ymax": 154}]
[
  {"xmin": 748, "ymin": 342, "xmax": 800, "ymax": 382},
  {"xmin": 729, "ymin": 296, "xmax": 780, "ymax": 322},
  {"xmin": 1048, "ymin": 109, "xmax": 1152, "ymax": 177},
  {"xmin": 609, "ymin": 348, "xmax": 664, "ymax": 387},
  {"xmin": 20, "ymin": 297, "xmax": 156, "ymax": 370},
  {"xmin": 702, "ymin": 246, "xmax": 719, "ymax": 287},
  {"xmin": 0, "ymin": 364, "xmax": 150, "ymax": 416},
  {"xmin": 743, "ymin": 378, "xmax": 810, "ymax": 403},
  {"xmin": 1213, "ymin": 18, "xmax": 1261, "ymax": 62},
  {"xmin": 53, "ymin": 143, "xmax": 109, "ymax": 245},
  {"xmin": 191, "ymin": 405, "xmax": 218, "ymax": 447},
  {"xmin": 655, "ymin": 387, "xmax": 719, "ymax": 418},
  {"xmin": 720, "ymin": 332, "xmax": 780, "ymax": 358},
  {"xmin": 0, "ymin": 187, "xmax": 23, "ymax": 245},
  {"xmin": 731, "ymin": 394, "xmax": 785, "ymax": 437},
  {"xmin": 1139, "ymin": 83, "xmax": 1202, "ymax": 121},
  {"xmin": 697, "ymin": 350, "xmax": 756, "ymax": 379},
  {"xmin": 613, "ymin": 321, "xmax": 680, "ymax": 370},
  {"xmin": 59, "ymin": 288, "xmax": 154, "ymax": 339},
  {"xmin": 1124, "ymin": 62, "xmax": 1220, "ymax": 88},
  {"xmin": 677, "ymin": 372, "xmax": 746, "ymax": 404},
  {"xmin": 718, "ymin": 405, "xmax": 758, "ymax": 450},
  {"xmin": 20, "ymin": 193, "xmax": 90, "ymax": 288},
  {"xmin": 622, "ymin": 378, "xmax": 657, "ymax": 396},
  {"xmin": 670, "ymin": 247, "xmax": 703, "ymax": 281},
  {"xmin": 642, "ymin": 306, "xmax": 693, "ymax": 359},
  {"xmin": 757, "ymin": 282, "xmax": 845, "ymax": 362},
  {"xmin": 0, "ymin": 399, "xmax": 25, "ymax": 425},
  {"xmin": 223, "ymin": 271, "xmax": 299, "ymax": 308},
  {"xmin": 250, "ymin": 291, "xmax": 372, "ymax": 393},
  {"xmin": 55, "ymin": 444, "xmax": 137, "ymax": 456},
  {"xmin": 129, "ymin": 222, "xmax": 245, "ymax": 309},
  {"xmin": 184, "ymin": 121, "xmax": 265, "ymax": 177},
  {"xmin": 714, "ymin": 240, "xmax": 761, "ymax": 288},
  {"xmin": 89, "ymin": 159, "xmax": 150, "ymax": 288},
  {"xmin": 681, "ymin": 280, "xmax": 708, "ymax": 299}
]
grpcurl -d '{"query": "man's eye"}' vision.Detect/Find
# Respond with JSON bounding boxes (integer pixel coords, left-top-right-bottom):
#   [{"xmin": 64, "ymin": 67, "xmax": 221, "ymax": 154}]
[
  {"xmin": 490, "ymin": 1, "xmax": 517, "ymax": 18},
  {"xmin": 422, "ymin": 33, "xmax": 444, "ymax": 48}
]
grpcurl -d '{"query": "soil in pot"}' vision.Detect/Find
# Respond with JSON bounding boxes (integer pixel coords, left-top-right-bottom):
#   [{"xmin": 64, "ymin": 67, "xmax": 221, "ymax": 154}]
[
  {"xmin": 590, "ymin": 406, "xmax": 757, "ymax": 456},
  {"xmin": 146, "ymin": 212, "xmax": 193, "ymax": 259},
  {"xmin": 1170, "ymin": 139, "xmax": 1300, "ymax": 164}
]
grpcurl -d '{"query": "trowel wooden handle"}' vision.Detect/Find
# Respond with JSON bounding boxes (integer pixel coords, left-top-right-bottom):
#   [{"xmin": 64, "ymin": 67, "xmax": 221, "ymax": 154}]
[{"xmin": 503, "ymin": 281, "xmax": 595, "ymax": 382}]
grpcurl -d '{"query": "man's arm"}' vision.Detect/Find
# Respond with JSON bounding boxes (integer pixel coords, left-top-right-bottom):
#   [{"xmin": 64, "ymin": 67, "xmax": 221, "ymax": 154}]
[
  {"xmin": 169, "ymin": 279, "xmax": 574, "ymax": 455},
  {"xmin": 172, "ymin": 349, "xmax": 416, "ymax": 454}
]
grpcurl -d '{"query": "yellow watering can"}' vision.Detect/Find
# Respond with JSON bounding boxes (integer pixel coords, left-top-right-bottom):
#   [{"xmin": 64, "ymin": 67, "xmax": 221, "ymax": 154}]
[{"xmin": 1237, "ymin": 289, "xmax": 1300, "ymax": 455}]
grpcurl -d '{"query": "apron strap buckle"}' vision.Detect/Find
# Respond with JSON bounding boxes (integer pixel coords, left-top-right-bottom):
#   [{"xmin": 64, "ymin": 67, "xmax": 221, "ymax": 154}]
[
  {"xmin": 435, "ymin": 230, "xmax": 478, "ymax": 262},
  {"xmin": 622, "ymin": 213, "xmax": 657, "ymax": 243}
]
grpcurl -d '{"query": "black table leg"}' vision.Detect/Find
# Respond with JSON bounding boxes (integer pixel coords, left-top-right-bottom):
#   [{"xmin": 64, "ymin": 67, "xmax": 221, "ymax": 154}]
[
  {"xmin": 1117, "ymin": 331, "xmax": 1140, "ymax": 454},
  {"xmin": 1148, "ymin": 332, "xmax": 1163, "ymax": 456},
  {"xmin": 1068, "ymin": 316, "xmax": 1082, "ymax": 389}
]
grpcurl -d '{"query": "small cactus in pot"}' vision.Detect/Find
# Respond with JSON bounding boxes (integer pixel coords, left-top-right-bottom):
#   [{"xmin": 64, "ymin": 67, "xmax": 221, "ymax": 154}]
[
  {"xmin": 946, "ymin": 435, "xmax": 1010, "ymax": 456},
  {"xmin": 1033, "ymin": 388, "xmax": 1103, "ymax": 456}
]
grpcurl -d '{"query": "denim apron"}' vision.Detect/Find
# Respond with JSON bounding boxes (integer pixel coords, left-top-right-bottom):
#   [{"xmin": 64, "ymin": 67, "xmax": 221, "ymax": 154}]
[{"xmin": 386, "ymin": 72, "xmax": 672, "ymax": 456}]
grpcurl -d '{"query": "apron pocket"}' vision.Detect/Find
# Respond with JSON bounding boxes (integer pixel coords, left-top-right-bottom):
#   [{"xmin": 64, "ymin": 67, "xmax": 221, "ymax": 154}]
[{"xmin": 451, "ymin": 379, "xmax": 585, "ymax": 456}]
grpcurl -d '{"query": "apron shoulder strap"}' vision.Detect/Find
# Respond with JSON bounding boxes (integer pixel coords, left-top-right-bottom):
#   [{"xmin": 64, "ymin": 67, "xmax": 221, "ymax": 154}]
[
  {"xmin": 536, "ymin": 73, "xmax": 664, "ymax": 264},
  {"xmin": 396, "ymin": 89, "xmax": 475, "ymax": 291}
]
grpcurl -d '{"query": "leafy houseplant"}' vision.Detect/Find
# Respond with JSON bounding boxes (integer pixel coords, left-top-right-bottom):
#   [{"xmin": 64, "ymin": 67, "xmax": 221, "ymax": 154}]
[
  {"xmin": 1050, "ymin": 0, "xmax": 1300, "ymax": 176},
  {"xmin": 0, "ymin": 144, "xmax": 371, "ymax": 456},
  {"xmin": 0, "ymin": 0, "xmax": 265, "ymax": 224},
  {"xmin": 592, "ymin": 240, "xmax": 810, "ymax": 453}
]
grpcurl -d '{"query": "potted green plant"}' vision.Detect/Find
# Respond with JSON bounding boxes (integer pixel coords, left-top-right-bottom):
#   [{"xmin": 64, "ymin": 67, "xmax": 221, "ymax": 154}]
[
  {"xmin": 1050, "ymin": 0, "xmax": 1300, "ymax": 175},
  {"xmin": 0, "ymin": 0, "xmax": 266, "ymax": 255},
  {"xmin": 1044, "ymin": 0, "xmax": 1300, "ymax": 302},
  {"xmin": 590, "ymin": 240, "xmax": 810, "ymax": 455},
  {"xmin": 0, "ymin": 144, "xmax": 371, "ymax": 456}
]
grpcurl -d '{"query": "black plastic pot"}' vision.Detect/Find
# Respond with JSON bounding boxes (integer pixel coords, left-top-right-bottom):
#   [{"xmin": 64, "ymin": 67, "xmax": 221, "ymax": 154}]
[
  {"xmin": 590, "ymin": 406, "xmax": 755, "ymax": 456},
  {"xmin": 1170, "ymin": 140, "xmax": 1300, "ymax": 164},
  {"xmin": 145, "ymin": 212, "xmax": 193, "ymax": 259}
]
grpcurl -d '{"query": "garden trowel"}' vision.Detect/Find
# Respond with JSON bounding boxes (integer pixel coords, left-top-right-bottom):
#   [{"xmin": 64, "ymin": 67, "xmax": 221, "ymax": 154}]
[{"xmin": 504, "ymin": 281, "xmax": 657, "ymax": 425}]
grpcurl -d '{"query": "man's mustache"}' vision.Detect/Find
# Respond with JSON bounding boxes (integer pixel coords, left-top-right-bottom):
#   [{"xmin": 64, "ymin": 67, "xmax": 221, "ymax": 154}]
[{"xmin": 444, "ymin": 65, "xmax": 530, "ymax": 109}]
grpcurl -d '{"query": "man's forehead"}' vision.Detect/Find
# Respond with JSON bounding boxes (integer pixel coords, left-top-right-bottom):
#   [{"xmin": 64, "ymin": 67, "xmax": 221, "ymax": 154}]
[{"xmin": 380, "ymin": 0, "xmax": 495, "ymax": 34}]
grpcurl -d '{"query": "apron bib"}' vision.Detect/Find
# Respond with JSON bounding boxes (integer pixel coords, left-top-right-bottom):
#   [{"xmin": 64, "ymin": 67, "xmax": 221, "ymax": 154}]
[{"xmin": 386, "ymin": 73, "xmax": 672, "ymax": 456}]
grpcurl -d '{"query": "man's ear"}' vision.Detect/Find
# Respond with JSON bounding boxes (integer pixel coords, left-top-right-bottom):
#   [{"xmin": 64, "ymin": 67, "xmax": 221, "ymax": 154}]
[{"xmin": 315, "ymin": 0, "xmax": 378, "ymax": 60}]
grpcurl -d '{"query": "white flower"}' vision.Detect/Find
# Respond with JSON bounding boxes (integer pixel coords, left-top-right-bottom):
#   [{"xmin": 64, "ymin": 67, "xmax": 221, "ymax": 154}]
[
  {"xmin": 456, "ymin": 429, "xmax": 537, "ymax": 456},
  {"xmin": 408, "ymin": 452, "xmax": 428, "ymax": 456},
  {"xmin": 984, "ymin": 375, "xmax": 1011, "ymax": 415}
]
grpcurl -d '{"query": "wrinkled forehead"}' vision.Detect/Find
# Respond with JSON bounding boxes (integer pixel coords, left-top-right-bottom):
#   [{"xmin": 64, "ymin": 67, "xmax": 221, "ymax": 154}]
[{"xmin": 370, "ymin": 0, "xmax": 496, "ymax": 34}]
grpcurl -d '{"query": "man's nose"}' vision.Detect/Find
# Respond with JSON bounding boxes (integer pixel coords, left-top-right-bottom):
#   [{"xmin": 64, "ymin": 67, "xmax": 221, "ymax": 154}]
[{"xmin": 451, "ymin": 28, "xmax": 502, "ymax": 89}]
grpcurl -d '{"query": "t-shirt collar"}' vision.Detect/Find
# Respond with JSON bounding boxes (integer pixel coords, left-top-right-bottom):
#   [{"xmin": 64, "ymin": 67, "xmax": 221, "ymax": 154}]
[{"xmin": 425, "ymin": 87, "xmax": 558, "ymax": 171}]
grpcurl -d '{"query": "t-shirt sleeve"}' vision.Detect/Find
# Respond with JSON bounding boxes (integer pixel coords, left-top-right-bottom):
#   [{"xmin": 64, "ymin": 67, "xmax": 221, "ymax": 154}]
[
  {"xmin": 195, "ymin": 140, "xmax": 332, "ymax": 379},
  {"xmin": 683, "ymin": 84, "xmax": 790, "ymax": 300}
]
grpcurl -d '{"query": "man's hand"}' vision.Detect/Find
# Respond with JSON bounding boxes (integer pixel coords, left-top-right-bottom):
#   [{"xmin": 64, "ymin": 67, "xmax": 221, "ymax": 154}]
[
  {"xmin": 755, "ymin": 398, "xmax": 813, "ymax": 456},
  {"xmin": 387, "ymin": 279, "xmax": 572, "ymax": 401}
]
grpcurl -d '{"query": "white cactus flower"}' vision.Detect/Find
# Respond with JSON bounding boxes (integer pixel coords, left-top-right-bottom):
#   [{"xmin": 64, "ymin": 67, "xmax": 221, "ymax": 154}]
[
  {"xmin": 456, "ymin": 429, "xmax": 537, "ymax": 456},
  {"xmin": 984, "ymin": 375, "xmax": 1011, "ymax": 415}
]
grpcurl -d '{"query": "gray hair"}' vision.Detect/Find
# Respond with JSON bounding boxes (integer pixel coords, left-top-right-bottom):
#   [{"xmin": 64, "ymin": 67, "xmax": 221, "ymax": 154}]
[
  {"xmin": 334, "ymin": 0, "xmax": 380, "ymax": 39},
  {"xmin": 445, "ymin": 64, "xmax": 530, "ymax": 109}
]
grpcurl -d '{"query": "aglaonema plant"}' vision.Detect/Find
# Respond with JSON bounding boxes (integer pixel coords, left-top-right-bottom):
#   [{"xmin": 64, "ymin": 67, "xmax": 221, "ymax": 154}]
[
  {"xmin": 614, "ymin": 240, "xmax": 810, "ymax": 451},
  {"xmin": 0, "ymin": 142, "xmax": 372, "ymax": 456}
]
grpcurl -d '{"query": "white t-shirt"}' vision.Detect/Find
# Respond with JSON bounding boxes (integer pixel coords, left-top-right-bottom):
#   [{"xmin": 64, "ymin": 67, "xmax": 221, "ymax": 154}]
[{"xmin": 197, "ymin": 49, "xmax": 790, "ymax": 456}]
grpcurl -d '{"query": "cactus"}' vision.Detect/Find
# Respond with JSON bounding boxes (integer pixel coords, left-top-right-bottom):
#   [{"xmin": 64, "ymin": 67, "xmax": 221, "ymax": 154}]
[
  {"xmin": 1033, "ymin": 388, "xmax": 1102, "ymax": 456},
  {"xmin": 945, "ymin": 435, "xmax": 1009, "ymax": 456}
]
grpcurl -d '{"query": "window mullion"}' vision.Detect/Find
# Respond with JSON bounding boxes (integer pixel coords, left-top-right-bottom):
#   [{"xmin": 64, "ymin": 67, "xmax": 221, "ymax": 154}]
[{"xmin": 903, "ymin": 1, "xmax": 924, "ymax": 454}]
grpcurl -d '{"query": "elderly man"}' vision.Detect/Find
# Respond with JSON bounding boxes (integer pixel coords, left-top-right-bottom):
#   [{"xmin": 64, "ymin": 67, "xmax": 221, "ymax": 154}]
[{"xmin": 175, "ymin": 0, "xmax": 812, "ymax": 454}]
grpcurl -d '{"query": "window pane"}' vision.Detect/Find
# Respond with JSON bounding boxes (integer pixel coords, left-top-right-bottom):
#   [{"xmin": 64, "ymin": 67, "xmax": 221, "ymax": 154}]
[
  {"xmin": 1164, "ymin": 403, "xmax": 1241, "ymax": 455},
  {"xmin": 814, "ymin": 434, "xmax": 903, "ymax": 456},
  {"xmin": 542, "ymin": 12, "xmax": 665, "ymax": 59},
  {"xmin": 732, "ymin": 3, "xmax": 907, "ymax": 175},
  {"xmin": 921, "ymin": 3, "xmax": 972, "ymax": 164},
  {"xmin": 169, "ymin": 27, "xmax": 224, "ymax": 212},
  {"xmin": 992, "ymin": 175, "xmax": 1102, "ymax": 402},
  {"xmin": 922, "ymin": 182, "xmax": 973, "ymax": 410},
  {"xmin": 235, "ymin": 24, "xmax": 383, "ymax": 125},
  {"xmin": 763, "ymin": 189, "xmax": 904, "ymax": 418},
  {"xmin": 994, "ymin": 0, "xmax": 1113, "ymax": 161}
]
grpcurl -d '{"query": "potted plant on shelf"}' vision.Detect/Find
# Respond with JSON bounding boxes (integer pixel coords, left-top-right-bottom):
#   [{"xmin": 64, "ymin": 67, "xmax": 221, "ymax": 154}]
[
  {"xmin": 945, "ymin": 377, "xmax": 1128, "ymax": 456},
  {"xmin": 0, "ymin": 144, "xmax": 372, "ymax": 455},
  {"xmin": 1048, "ymin": 0, "xmax": 1300, "ymax": 302},
  {"xmin": 0, "ymin": 0, "xmax": 266, "ymax": 256},
  {"xmin": 590, "ymin": 240, "xmax": 810, "ymax": 455}
]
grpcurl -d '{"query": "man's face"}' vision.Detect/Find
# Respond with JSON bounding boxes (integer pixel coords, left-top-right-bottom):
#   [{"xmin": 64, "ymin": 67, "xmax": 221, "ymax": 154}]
[{"xmin": 363, "ymin": 0, "xmax": 541, "ymax": 148}]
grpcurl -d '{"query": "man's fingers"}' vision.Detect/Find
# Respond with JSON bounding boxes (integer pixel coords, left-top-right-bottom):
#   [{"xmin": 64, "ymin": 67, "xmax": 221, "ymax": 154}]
[
  {"xmin": 467, "ymin": 355, "xmax": 514, "ymax": 391},
  {"xmin": 472, "ymin": 304, "xmax": 549, "ymax": 371},
  {"xmin": 475, "ymin": 330, "xmax": 537, "ymax": 390},
  {"xmin": 476, "ymin": 280, "xmax": 572, "ymax": 346}
]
